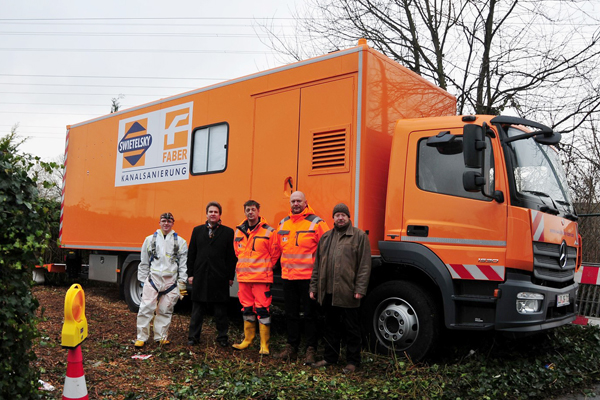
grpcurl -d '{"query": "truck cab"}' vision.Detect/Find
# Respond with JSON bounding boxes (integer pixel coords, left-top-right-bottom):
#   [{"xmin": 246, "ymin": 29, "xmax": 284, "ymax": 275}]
[{"xmin": 365, "ymin": 115, "xmax": 579, "ymax": 360}]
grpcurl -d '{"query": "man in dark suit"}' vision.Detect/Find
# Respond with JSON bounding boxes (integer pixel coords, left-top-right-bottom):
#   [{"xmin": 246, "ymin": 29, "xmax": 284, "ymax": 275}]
[{"xmin": 187, "ymin": 201, "xmax": 237, "ymax": 347}]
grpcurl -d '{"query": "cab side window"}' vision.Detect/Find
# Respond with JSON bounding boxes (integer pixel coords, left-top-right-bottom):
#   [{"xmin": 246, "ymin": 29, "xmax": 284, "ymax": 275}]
[
  {"xmin": 417, "ymin": 136, "xmax": 494, "ymax": 201},
  {"xmin": 191, "ymin": 122, "xmax": 228, "ymax": 175}
]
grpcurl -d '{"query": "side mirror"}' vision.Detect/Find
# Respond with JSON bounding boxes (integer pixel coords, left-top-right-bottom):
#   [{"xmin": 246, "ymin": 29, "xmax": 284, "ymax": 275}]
[
  {"xmin": 463, "ymin": 171, "xmax": 485, "ymax": 192},
  {"xmin": 463, "ymin": 124, "xmax": 486, "ymax": 169},
  {"xmin": 535, "ymin": 131, "xmax": 561, "ymax": 145},
  {"xmin": 463, "ymin": 171, "xmax": 505, "ymax": 203}
]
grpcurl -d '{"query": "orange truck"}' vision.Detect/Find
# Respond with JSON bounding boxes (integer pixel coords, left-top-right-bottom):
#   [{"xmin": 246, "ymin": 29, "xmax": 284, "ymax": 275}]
[{"xmin": 60, "ymin": 40, "xmax": 580, "ymax": 360}]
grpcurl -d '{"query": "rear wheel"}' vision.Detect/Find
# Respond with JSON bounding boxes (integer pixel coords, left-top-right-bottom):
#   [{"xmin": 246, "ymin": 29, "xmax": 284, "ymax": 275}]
[
  {"xmin": 123, "ymin": 262, "xmax": 142, "ymax": 313},
  {"xmin": 363, "ymin": 280, "xmax": 441, "ymax": 361}
]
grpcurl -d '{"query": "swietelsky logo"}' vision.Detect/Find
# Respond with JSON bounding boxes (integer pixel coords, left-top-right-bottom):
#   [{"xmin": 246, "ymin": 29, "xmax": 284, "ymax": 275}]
[
  {"xmin": 114, "ymin": 102, "xmax": 193, "ymax": 187},
  {"xmin": 119, "ymin": 120, "xmax": 152, "ymax": 168}
]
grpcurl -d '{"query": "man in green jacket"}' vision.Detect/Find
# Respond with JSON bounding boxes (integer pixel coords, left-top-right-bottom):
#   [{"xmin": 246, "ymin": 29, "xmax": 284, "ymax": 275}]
[{"xmin": 309, "ymin": 203, "xmax": 371, "ymax": 374}]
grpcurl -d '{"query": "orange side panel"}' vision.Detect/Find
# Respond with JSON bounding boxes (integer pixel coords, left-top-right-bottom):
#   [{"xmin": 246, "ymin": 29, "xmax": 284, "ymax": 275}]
[
  {"xmin": 61, "ymin": 50, "xmax": 363, "ymax": 250},
  {"xmin": 61, "ymin": 45, "xmax": 457, "ymax": 254},
  {"xmin": 506, "ymin": 207, "xmax": 534, "ymax": 270},
  {"xmin": 251, "ymin": 88, "xmax": 302, "ymax": 226},
  {"xmin": 365, "ymin": 51, "xmax": 456, "ymax": 250},
  {"xmin": 297, "ymin": 76, "xmax": 357, "ymax": 227}
]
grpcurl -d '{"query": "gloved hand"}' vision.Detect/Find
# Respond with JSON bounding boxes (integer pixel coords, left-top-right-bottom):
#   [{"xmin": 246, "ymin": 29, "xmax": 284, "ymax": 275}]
[{"xmin": 178, "ymin": 280, "xmax": 187, "ymax": 299}]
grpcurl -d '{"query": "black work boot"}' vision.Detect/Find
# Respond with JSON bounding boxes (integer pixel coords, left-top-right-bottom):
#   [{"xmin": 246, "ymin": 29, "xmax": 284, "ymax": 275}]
[{"xmin": 273, "ymin": 343, "xmax": 298, "ymax": 360}]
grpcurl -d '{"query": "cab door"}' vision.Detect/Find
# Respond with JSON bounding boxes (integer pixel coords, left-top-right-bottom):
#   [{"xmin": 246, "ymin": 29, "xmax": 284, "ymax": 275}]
[
  {"xmin": 297, "ymin": 76, "xmax": 356, "ymax": 220},
  {"xmin": 252, "ymin": 76, "xmax": 356, "ymax": 226},
  {"xmin": 402, "ymin": 128, "xmax": 508, "ymax": 281},
  {"xmin": 251, "ymin": 89, "xmax": 301, "ymax": 225}
]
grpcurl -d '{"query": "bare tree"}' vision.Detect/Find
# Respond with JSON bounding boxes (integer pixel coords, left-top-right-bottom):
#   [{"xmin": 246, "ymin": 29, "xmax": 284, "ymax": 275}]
[
  {"xmin": 258, "ymin": 0, "xmax": 600, "ymax": 127},
  {"xmin": 110, "ymin": 94, "xmax": 125, "ymax": 113},
  {"xmin": 563, "ymin": 117, "xmax": 600, "ymax": 262}
]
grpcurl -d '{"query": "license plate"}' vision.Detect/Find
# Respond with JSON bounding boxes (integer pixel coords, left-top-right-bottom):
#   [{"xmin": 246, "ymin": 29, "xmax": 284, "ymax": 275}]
[{"xmin": 557, "ymin": 294, "xmax": 570, "ymax": 307}]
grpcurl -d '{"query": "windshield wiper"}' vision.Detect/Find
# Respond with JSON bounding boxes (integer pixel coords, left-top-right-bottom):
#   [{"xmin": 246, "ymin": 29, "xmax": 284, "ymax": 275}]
[
  {"xmin": 521, "ymin": 190, "xmax": 551, "ymax": 198},
  {"xmin": 555, "ymin": 199, "xmax": 571, "ymax": 207},
  {"xmin": 555, "ymin": 200, "xmax": 578, "ymax": 220},
  {"xmin": 564, "ymin": 213, "xmax": 578, "ymax": 221},
  {"xmin": 520, "ymin": 190, "xmax": 560, "ymax": 215}
]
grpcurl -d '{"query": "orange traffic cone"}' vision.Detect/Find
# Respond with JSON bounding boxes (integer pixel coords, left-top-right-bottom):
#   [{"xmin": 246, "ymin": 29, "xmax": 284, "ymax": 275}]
[{"xmin": 62, "ymin": 346, "xmax": 89, "ymax": 400}]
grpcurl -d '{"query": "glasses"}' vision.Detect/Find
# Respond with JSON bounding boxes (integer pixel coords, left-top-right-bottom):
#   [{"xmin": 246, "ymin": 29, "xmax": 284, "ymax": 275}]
[{"xmin": 160, "ymin": 219, "xmax": 174, "ymax": 224}]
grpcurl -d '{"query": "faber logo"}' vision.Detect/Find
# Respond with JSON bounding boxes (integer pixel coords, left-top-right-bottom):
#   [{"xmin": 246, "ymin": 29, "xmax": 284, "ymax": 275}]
[
  {"xmin": 119, "ymin": 119, "xmax": 152, "ymax": 168},
  {"xmin": 162, "ymin": 108, "xmax": 190, "ymax": 163},
  {"xmin": 115, "ymin": 102, "xmax": 193, "ymax": 187}
]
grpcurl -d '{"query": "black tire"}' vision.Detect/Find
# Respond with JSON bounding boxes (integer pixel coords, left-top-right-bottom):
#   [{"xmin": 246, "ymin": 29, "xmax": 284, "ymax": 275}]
[
  {"xmin": 123, "ymin": 262, "xmax": 143, "ymax": 313},
  {"xmin": 363, "ymin": 280, "xmax": 441, "ymax": 361}
]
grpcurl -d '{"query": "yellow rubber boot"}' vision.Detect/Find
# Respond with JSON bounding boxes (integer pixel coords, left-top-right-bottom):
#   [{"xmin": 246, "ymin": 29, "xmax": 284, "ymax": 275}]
[
  {"xmin": 232, "ymin": 320, "xmax": 256, "ymax": 350},
  {"xmin": 259, "ymin": 323, "xmax": 271, "ymax": 355}
]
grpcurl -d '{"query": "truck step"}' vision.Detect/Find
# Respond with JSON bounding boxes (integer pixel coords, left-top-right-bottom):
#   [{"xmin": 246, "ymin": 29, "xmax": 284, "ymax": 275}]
[
  {"xmin": 450, "ymin": 322, "xmax": 495, "ymax": 330},
  {"xmin": 451, "ymin": 294, "xmax": 497, "ymax": 303}
]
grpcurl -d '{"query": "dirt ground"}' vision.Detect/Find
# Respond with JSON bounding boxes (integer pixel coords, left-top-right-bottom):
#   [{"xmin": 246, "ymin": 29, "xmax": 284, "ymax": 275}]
[{"xmin": 32, "ymin": 281, "xmax": 280, "ymax": 399}]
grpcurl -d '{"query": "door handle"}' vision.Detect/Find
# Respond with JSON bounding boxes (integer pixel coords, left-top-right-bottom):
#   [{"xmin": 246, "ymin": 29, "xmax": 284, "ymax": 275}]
[
  {"xmin": 407, "ymin": 225, "xmax": 429, "ymax": 237},
  {"xmin": 284, "ymin": 176, "xmax": 294, "ymax": 197}
]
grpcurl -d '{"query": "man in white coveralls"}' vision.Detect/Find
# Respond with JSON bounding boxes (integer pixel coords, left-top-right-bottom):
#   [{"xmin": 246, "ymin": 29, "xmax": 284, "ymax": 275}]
[{"xmin": 134, "ymin": 212, "xmax": 188, "ymax": 347}]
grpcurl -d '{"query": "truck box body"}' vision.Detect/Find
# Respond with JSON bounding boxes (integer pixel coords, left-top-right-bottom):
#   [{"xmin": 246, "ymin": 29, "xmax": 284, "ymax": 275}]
[{"xmin": 60, "ymin": 44, "xmax": 456, "ymax": 253}]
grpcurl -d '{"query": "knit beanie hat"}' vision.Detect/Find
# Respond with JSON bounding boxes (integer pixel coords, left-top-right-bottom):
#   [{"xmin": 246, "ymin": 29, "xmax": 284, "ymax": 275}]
[{"xmin": 332, "ymin": 203, "xmax": 351, "ymax": 218}]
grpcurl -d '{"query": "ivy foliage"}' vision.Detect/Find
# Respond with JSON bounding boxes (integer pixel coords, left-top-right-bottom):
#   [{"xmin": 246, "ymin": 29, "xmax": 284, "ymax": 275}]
[
  {"xmin": 161, "ymin": 324, "xmax": 600, "ymax": 400},
  {"xmin": 0, "ymin": 131, "xmax": 60, "ymax": 399}
]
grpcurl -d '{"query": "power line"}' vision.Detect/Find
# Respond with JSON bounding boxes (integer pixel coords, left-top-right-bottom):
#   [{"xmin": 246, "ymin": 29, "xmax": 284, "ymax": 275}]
[
  {"xmin": 0, "ymin": 82, "xmax": 198, "ymax": 89},
  {"xmin": 0, "ymin": 22, "xmax": 294, "ymax": 28},
  {"xmin": 18, "ymin": 132, "xmax": 66, "ymax": 137},
  {"xmin": 0, "ymin": 111, "xmax": 102, "ymax": 116},
  {"xmin": 0, "ymin": 48, "xmax": 275, "ymax": 54},
  {"xmin": 0, "ymin": 125, "xmax": 65, "ymax": 129},
  {"xmin": 0, "ymin": 31, "xmax": 292, "ymax": 38},
  {"xmin": 0, "ymin": 73, "xmax": 228, "ymax": 81},
  {"xmin": 0, "ymin": 17, "xmax": 299, "ymax": 21},
  {"xmin": 0, "ymin": 91, "xmax": 169, "ymax": 97},
  {"xmin": 0, "ymin": 102, "xmax": 135, "ymax": 107}
]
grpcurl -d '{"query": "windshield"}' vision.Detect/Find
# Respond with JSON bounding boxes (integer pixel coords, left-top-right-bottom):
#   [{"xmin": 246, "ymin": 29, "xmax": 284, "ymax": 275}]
[{"xmin": 507, "ymin": 126, "xmax": 573, "ymax": 213}]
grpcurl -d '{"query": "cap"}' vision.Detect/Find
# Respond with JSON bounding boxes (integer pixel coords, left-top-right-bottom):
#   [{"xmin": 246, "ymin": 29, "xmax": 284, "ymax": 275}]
[{"xmin": 332, "ymin": 203, "xmax": 350, "ymax": 218}]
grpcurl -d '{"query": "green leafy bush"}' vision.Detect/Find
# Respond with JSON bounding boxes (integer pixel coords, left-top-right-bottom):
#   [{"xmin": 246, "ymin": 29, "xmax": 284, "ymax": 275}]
[{"xmin": 0, "ymin": 131, "xmax": 59, "ymax": 399}]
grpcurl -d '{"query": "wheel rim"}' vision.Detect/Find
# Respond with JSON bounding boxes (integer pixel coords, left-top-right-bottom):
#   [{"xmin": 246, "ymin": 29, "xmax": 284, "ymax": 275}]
[
  {"xmin": 373, "ymin": 297, "xmax": 419, "ymax": 352},
  {"xmin": 129, "ymin": 274, "xmax": 143, "ymax": 307}
]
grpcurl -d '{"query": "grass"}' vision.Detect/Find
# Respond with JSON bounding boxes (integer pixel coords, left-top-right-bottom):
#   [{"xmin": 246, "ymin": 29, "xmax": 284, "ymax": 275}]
[
  {"xmin": 33, "ymin": 282, "xmax": 600, "ymax": 399},
  {"xmin": 165, "ymin": 323, "xmax": 600, "ymax": 399}
]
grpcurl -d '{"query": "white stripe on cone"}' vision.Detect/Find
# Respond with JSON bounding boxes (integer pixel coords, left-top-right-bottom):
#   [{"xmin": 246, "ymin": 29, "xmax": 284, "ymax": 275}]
[{"xmin": 63, "ymin": 375, "xmax": 88, "ymax": 399}]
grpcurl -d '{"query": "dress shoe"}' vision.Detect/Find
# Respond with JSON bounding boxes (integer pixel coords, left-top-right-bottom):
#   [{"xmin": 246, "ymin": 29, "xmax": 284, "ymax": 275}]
[
  {"xmin": 304, "ymin": 346, "xmax": 316, "ymax": 365},
  {"xmin": 312, "ymin": 360, "xmax": 332, "ymax": 368},
  {"xmin": 342, "ymin": 364, "xmax": 357, "ymax": 374}
]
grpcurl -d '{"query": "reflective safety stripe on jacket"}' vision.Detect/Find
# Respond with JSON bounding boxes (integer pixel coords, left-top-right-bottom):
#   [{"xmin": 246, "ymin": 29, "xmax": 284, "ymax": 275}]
[
  {"xmin": 234, "ymin": 216, "xmax": 279, "ymax": 283},
  {"xmin": 276, "ymin": 205, "xmax": 329, "ymax": 280}
]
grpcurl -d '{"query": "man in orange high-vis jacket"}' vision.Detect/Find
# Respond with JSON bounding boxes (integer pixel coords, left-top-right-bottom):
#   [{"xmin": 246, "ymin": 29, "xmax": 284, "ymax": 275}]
[
  {"xmin": 232, "ymin": 200, "xmax": 280, "ymax": 355},
  {"xmin": 273, "ymin": 191, "xmax": 329, "ymax": 364}
]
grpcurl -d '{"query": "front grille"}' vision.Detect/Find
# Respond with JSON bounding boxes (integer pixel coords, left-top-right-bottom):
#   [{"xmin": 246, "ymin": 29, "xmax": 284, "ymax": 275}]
[{"xmin": 532, "ymin": 241, "xmax": 576, "ymax": 283}]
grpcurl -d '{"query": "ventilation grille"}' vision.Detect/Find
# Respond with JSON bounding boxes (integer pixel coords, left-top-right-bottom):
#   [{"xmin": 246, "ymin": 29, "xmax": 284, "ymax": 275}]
[{"xmin": 312, "ymin": 129, "xmax": 347, "ymax": 170}]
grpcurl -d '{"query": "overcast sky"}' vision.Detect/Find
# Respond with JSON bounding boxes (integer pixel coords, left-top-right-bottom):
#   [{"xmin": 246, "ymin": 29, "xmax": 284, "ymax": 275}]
[{"xmin": 0, "ymin": 1, "xmax": 301, "ymax": 160}]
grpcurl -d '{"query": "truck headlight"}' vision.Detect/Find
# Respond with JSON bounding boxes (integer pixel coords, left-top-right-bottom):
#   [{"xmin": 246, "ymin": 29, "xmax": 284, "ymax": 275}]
[{"xmin": 516, "ymin": 292, "xmax": 544, "ymax": 314}]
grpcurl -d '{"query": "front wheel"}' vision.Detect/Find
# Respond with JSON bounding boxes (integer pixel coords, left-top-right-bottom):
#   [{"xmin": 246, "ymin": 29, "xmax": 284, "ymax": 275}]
[
  {"xmin": 363, "ymin": 280, "xmax": 441, "ymax": 361},
  {"xmin": 123, "ymin": 262, "xmax": 143, "ymax": 313}
]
